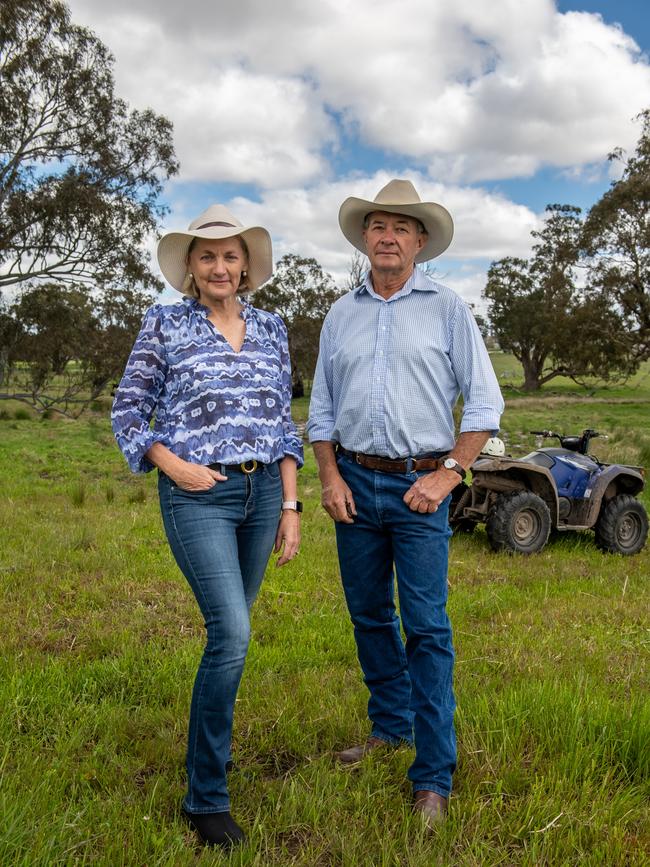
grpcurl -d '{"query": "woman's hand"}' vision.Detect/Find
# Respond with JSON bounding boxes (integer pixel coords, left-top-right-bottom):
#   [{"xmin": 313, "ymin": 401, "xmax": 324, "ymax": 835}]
[
  {"xmin": 172, "ymin": 461, "xmax": 227, "ymax": 491},
  {"xmin": 274, "ymin": 510, "xmax": 301, "ymax": 566}
]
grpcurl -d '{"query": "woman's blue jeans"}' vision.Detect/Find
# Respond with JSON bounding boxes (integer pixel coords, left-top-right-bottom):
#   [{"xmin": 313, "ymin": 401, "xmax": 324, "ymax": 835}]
[
  {"xmin": 334, "ymin": 453, "xmax": 456, "ymax": 798},
  {"xmin": 158, "ymin": 462, "xmax": 282, "ymax": 814}
]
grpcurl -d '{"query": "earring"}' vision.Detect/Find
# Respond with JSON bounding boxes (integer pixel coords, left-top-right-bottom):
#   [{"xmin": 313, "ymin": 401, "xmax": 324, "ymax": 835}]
[
  {"xmin": 189, "ymin": 272, "xmax": 194, "ymax": 279},
  {"xmin": 242, "ymin": 270, "xmax": 247, "ymax": 277}
]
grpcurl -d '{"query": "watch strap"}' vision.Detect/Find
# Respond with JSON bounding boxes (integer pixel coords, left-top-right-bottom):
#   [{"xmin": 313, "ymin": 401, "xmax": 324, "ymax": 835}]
[
  {"xmin": 442, "ymin": 457, "xmax": 466, "ymax": 480},
  {"xmin": 281, "ymin": 500, "xmax": 303, "ymax": 512}
]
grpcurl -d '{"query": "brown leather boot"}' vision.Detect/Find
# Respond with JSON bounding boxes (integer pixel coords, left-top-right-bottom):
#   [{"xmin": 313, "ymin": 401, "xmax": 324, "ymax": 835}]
[
  {"xmin": 335, "ymin": 736, "xmax": 390, "ymax": 764},
  {"xmin": 413, "ymin": 790, "xmax": 448, "ymax": 826}
]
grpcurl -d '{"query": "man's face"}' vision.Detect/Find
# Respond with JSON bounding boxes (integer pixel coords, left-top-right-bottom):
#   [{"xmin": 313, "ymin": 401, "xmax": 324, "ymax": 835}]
[{"xmin": 362, "ymin": 211, "xmax": 426, "ymax": 275}]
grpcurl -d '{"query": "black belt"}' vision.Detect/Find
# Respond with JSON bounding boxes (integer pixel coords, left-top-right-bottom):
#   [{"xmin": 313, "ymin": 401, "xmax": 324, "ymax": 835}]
[
  {"xmin": 337, "ymin": 446, "xmax": 442, "ymax": 473},
  {"xmin": 208, "ymin": 460, "xmax": 263, "ymax": 475}
]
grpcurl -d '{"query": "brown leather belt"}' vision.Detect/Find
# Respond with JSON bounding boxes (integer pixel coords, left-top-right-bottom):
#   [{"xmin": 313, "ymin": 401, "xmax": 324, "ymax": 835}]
[{"xmin": 337, "ymin": 446, "xmax": 442, "ymax": 473}]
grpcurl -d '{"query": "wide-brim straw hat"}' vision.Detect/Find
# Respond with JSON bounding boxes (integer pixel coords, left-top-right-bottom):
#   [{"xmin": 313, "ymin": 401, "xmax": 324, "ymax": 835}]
[
  {"xmin": 157, "ymin": 204, "xmax": 273, "ymax": 293},
  {"xmin": 338, "ymin": 179, "xmax": 454, "ymax": 262}
]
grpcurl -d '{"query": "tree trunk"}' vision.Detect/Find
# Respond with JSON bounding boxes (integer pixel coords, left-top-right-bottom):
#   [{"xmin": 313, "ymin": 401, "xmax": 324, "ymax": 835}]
[{"xmin": 521, "ymin": 355, "xmax": 542, "ymax": 391}]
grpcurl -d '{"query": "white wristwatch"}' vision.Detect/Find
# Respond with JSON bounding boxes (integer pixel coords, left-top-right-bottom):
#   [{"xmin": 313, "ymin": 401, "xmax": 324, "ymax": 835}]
[{"xmin": 281, "ymin": 500, "xmax": 303, "ymax": 513}]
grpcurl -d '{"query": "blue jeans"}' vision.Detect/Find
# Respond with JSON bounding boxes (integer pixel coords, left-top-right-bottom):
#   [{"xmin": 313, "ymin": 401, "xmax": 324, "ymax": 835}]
[
  {"xmin": 158, "ymin": 462, "xmax": 282, "ymax": 813},
  {"xmin": 335, "ymin": 453, "xmax": 456, "ymax": 798}
]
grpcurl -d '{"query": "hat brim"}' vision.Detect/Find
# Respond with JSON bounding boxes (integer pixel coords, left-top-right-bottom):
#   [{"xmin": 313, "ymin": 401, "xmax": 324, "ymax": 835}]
[
  {"xmin": 157, "ymin": 225, "xmax": 273, "ymax": 293},
  {"xmin": 338, "ymin": 198, "xmax": 454, "ymax": 262}
]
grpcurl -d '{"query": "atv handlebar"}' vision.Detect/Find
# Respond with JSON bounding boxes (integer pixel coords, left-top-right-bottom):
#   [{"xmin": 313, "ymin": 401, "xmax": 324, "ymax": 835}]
[{"xmin": 530, "ymin": 428, "xmax": 604, "ymax": 455}]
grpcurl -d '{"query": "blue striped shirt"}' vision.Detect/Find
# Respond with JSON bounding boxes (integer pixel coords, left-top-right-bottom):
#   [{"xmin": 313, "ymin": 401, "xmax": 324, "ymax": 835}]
[
  {"xmin": 306, "ymin": 269, "xmax": 503, "ymax": 457},
  {"xmin": 112, "ymin": 297, "xmax": 304, "ymax": 473}
]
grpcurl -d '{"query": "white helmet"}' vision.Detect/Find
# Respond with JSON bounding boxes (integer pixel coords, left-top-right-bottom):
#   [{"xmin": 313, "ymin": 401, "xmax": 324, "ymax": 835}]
[{"xmin": 482, "ymin": 437, "xmax": 505, "ymax": 456}]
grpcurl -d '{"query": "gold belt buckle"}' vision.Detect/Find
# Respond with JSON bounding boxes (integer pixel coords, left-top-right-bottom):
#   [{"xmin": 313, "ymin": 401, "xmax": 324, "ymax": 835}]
[{"xmin": 240, "ymin": 459, "xmax": 258, "ymax": 474}]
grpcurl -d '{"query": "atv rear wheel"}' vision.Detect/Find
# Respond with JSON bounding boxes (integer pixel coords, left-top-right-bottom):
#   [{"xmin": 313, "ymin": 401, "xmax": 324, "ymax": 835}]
[
  {"xmin": 486, "ymin": 491, "xmax": 551, "ymax": 554},
  {"xmin": 594, "ymin": 495, "xmax": 648, "ymax": 555}
]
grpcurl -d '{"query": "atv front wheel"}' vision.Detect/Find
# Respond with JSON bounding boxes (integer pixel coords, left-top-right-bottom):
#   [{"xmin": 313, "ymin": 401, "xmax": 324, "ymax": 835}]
[
  {"xmin": 449, "ymin": 481, "xmax": 475, "ymax": 534},
  {"xmin": 594, "ymin": 495, "xmax": 648, "ymax": 555},
  {"xmin": 486, "ymin": 491, "xmax": 551, "ymax": 554}
]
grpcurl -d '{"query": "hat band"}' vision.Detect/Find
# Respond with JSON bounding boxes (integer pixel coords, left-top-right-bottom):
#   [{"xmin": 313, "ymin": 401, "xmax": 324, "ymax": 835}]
[{"xmin": 196, "ymin": 221, "xmax": 237, "ymax": 229}]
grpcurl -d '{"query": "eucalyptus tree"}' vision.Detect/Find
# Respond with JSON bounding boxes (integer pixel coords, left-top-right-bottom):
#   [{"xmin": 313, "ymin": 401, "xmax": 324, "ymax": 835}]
[
  {"xmin": 255, "ymin": 254, "xmax": 343, "ymax": 394},
  {"xmin": 0, "ymin": 0, "xmax": 178, "ymax": 291},
  {"xmin": 484, "ymin": 205, "xmax": 634, "ymax": 391},
  {"xmin": 582, "ymin": 109, "xmax": 650, "ymax": 361}
]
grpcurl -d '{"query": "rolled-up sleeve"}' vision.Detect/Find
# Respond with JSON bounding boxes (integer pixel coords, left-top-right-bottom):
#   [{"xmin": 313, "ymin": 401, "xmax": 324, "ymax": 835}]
[
  {"xmin": 111, "ymin": 305, "xmax": 167, "ymax": 473},
  {"xmin": 275, "ymin": 316, "xmax": 304, "ymax": 468},
  {"xmin": 306, "ymin": 314, "xmax": 336, "ymax": 443},
  {"xmin": 450, "ymin": 301, "xmax": 504, "ymax": 435}
]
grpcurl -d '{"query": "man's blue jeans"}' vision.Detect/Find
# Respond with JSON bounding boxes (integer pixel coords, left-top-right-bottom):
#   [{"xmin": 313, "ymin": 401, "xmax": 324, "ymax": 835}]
[
  {"xmin": 158, "ymin": 463, "xmax": 282, "ymax": 813},
  {"xmin": 334, "ymin": 452, "xmax": 456, "ymax": 798}
]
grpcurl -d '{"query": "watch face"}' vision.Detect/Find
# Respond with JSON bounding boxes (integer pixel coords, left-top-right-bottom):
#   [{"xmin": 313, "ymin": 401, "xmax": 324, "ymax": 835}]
[{"xmin": 443, "ymin": 458, "xmax": 465, "ymax": 478}]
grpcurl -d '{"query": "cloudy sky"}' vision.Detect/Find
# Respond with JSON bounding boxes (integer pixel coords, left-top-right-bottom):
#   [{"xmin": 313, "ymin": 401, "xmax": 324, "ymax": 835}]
[{"xmin": 67, "ymin": 0, "xmax": 650, "ymax": 308}]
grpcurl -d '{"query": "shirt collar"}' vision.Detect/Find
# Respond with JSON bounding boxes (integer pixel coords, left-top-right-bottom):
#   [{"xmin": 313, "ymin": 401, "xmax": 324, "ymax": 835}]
[{"xmin": 354, "ymin": 267, "xmax": 441, "ymax": 300}]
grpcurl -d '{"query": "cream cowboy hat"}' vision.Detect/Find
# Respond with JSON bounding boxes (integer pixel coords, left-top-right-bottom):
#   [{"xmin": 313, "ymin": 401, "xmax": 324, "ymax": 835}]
[
  {"xmin": 157, "ymin": 204, "xmax": 273, "ymax": 293},
  {"xmin": 338, "ymin": 179, "xmax": 454, "ymax": 262}
]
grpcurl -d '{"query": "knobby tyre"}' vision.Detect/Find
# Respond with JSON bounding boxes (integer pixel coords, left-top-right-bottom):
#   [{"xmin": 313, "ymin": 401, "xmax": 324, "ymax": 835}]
[
  {"xmin": 594, "ymin": 494, "xmax": 648, "ymax": 555},
  {"xmin": 486, "ymin": 490, "xmax": 551, "ymax": 555}
]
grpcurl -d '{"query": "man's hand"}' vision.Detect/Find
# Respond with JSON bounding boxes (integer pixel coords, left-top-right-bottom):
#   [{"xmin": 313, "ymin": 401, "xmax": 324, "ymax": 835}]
[
  {"xmin": 321, "ymin": 474, "xmax": 357, "ymax": 523},
  {"xmin": 312, "ymin": 441, "xmax": 357, "ymax": 523},
  {"xmin": 403, "ymin": 468, "xmax": 460, "ymax": 513}
]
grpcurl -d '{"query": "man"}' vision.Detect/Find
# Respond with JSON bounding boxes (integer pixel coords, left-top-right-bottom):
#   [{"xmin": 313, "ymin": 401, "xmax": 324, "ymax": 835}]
[{"xmin": 306, "ymin": 179, "xmax": 504, "ymax": 825}]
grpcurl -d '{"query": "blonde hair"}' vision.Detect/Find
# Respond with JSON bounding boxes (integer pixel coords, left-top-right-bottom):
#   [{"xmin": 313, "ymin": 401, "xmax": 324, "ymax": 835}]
[{"xmin": 183, "ymin": 235, "xmax": 251, "ymax": 297}]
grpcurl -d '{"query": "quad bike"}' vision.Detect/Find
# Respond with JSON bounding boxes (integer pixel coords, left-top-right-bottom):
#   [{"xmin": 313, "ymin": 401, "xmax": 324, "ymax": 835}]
[{"xmin": 449, "ymin": 429, "xmax": 648, "ymax": 555}]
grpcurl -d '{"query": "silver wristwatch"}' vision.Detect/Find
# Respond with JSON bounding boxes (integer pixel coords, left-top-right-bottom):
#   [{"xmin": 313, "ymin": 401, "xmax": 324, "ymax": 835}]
[{"xmin": 441, "ymin": 457, "xmax": 466, "ymax": 480}]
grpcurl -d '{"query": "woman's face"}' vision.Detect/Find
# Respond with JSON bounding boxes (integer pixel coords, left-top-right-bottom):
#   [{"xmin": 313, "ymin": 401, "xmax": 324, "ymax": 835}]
[{"xmin": 187, "ymin": 237, "xmax": 248, "ymax": 304}]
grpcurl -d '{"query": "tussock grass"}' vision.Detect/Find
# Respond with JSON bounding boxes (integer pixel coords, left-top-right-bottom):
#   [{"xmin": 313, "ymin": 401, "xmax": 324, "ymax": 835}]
[
  {"xmin": 1, "ymin": 376, "xmax": 649, "ymax": 865},
  {"xmin": 69, "ymin": 480, "xmax": 87, "ymax": 507}
]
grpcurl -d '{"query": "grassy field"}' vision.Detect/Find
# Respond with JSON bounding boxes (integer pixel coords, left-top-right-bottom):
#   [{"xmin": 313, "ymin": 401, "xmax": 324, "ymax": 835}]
[{"xmin": 1, "ymin": 363, "xmax": 649, "ymax": 865}]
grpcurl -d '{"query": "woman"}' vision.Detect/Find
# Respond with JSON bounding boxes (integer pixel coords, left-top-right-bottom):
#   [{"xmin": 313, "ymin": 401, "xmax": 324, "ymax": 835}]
[{"xmin": 112, "ymin": 205, "xmax": 303, "ymax": 849}]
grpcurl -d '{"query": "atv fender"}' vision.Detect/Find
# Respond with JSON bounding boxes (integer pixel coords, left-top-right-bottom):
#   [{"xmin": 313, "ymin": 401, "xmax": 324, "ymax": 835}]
[
  {"xmin": 579, "ymin": 465, "xmax": 645, "ymax": 529},
  {"xmin": 469, "ymin": 457, "xmax": 559, "ymax": 524}
]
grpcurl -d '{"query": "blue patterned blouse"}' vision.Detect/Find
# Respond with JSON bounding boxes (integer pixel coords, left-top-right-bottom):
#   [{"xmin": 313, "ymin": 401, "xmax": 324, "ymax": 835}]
[{"xmin": 112, "ymin": 297, "xmax": 304, "ymax": 473}]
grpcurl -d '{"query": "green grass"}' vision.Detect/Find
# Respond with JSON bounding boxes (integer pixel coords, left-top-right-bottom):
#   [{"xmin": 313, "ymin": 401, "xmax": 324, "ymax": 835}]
[{"xmin": 1, "ymin": 373, "xmax": 649, "ymax": 865}]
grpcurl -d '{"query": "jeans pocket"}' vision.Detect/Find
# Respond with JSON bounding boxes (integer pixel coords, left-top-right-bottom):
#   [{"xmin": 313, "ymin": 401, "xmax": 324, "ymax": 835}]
[{"xmin": 266, "ymin": 460, "xmax": 281, "ymax": 480}]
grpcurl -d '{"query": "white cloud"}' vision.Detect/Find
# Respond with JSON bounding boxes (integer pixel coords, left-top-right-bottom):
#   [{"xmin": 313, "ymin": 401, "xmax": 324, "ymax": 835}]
[
  {"xmin": 68, "ymin": 0, "xmax": 650, "ymax": 185},
  {"xmin": 67, "ymin": 7, "xmax": 334, "ymax": 187},
  {"xmin": 63, "ymin": 0, "xmax": 646, "ymax": 307}
]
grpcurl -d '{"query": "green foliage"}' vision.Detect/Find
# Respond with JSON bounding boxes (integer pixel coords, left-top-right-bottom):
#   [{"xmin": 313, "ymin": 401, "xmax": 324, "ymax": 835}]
[
  {"xmin": 11, "ymin": 284, "xmax": 98, "ymax": 379},
  {"xmin": 0, "ymin": 282, "xmax": 154, "ymax": 416},
  {"xmin": 0, "ymin": 0, "xmax": 178, "ymax": 291},
  {"xmin": 485, "ymin": 206, "xmax": 635, "ymax": 391},
  {"xmin": 582, "ymin": 109, "xmax": 650, "ymax": 361},
  {"xmin": 255, "ymin": 254, "xmax": 344, "ymax": 388},
  {"xmin": 0, "ymin": 392, "xmax": 648, "ymax": 864}
]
